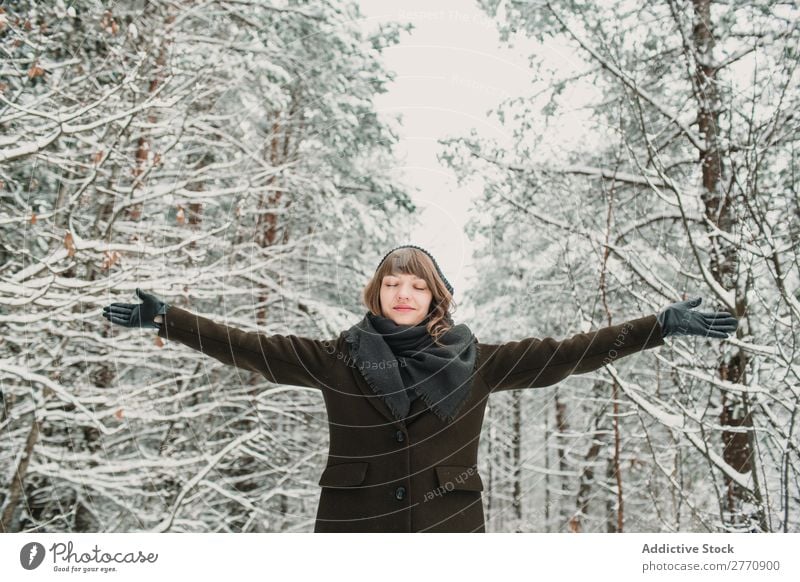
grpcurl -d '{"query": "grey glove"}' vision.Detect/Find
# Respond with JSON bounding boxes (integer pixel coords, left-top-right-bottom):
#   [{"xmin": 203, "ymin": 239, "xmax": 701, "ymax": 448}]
[
  {"xmin": 102, "ymin": 288, "xmax": 169, "ymax": 330},
  {"xmin": 656, "ymin": 296, "xmax": 738, "ymax": 339}
]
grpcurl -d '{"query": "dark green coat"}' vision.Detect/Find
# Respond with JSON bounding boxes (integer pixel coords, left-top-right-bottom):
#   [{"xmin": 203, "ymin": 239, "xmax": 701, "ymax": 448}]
[{"xmin": 157, "ymin": 306, "xmax": 664, "ymax": 532}]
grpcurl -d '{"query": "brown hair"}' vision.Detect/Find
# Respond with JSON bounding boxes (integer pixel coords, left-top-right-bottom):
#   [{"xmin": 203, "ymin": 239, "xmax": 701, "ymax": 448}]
[{"xmin": 362, "ymin": 248, "xmax": 456, "ymax": 346}]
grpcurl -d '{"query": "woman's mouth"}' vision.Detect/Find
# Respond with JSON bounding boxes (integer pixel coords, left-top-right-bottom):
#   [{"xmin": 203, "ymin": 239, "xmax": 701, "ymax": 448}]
[{"xmin": 394, "ymin": 306, "xmax": 414, "ymax": 311}]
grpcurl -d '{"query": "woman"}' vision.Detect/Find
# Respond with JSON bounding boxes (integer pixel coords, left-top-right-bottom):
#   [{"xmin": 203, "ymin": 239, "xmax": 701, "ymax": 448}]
[{"xmin": 102, "ymin": 245, "xmax": 738, "ymax": 532}]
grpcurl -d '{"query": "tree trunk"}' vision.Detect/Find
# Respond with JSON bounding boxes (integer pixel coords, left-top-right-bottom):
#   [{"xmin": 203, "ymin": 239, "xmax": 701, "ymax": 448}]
[
  {"xmin": 544, "ymin": 394, "xmax": 551, "ymax": 532},
  {"xmin": 691, "ymin": 0, "xmax": 766, "ymax": 532},
  {"xmin": 555, "ymin": 390, "xmax": 571, "ymax": 530},
  {"xmin": 1, "ymin": 416, "xmax": 42, "ymax": 532},
  {"xmin": 511, "ymin": 390, "xmax": 522, "ymax": 526}
]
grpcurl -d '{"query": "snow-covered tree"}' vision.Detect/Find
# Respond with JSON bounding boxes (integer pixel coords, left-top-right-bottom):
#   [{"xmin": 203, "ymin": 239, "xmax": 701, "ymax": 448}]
[
  {"xmin": 0, "ymin": 0, "xmax": 415, "ymax": 532},
  {"xmin": 443, "ymin": 0, "xmax": 800, "ymax": 532}
]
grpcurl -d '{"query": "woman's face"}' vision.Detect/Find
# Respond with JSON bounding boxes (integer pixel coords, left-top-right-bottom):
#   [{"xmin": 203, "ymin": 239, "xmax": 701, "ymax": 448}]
[{"xmin": 379, "ymin": 272, "xmax": 433, "ymax": 326}]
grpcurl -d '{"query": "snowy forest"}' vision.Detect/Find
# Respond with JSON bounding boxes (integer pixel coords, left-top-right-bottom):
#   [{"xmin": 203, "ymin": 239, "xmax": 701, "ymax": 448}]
[{"xmin": 1, "ymin": 0, "xmax": 798, "ymax": 533}]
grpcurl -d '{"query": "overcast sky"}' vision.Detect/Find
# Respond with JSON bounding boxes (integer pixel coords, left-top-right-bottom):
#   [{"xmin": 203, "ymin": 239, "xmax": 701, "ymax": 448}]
[
  {"xmin": 360, "ymin": 0, "xmax": 529, "ymax": 317},
  {"xmin": 355, "ymin": 1, "xmax": 585, "ymax": 320}
]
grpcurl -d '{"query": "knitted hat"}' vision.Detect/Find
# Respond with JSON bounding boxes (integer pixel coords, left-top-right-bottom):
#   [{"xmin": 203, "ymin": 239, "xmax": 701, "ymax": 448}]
[{"xmin": 375, "ymin": 244, "xmax": 454, "ymax": 296}]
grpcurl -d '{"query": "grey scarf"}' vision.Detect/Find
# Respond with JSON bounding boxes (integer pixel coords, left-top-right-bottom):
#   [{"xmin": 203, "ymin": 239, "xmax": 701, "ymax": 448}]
[{"xmin": 343, "ymin": 311, "xmax": 478, "ymax": 423}]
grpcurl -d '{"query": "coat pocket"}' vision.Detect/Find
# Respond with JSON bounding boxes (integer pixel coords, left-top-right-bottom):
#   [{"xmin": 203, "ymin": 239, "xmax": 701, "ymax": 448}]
[
  {"xmin": 318, "ymin": 461, "xmax": 369, "ymax": 488},
  {"xmin": 434, "ymin": 465, "xmax": 484, "ymax": 492}
]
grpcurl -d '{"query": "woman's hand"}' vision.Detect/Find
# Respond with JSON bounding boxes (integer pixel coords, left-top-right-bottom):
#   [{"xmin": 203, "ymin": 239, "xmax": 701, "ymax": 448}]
[
  {"xmin": 656, "ymin": 296, "xmax": 738, "ymax": 339},
  {"xmin": 102, "ymin": 288, "xmax": 169, "ymax": 329}
]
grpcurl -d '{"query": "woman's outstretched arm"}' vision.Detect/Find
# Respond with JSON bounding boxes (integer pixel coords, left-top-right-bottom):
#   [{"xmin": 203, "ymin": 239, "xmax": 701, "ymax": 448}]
[
  {"xmin": 478, "ymin": 314, "xmax": 665, "ymax": 393},
  {"xmin": 478, "ymin": 295, "xmax": 737, "ymax": 394},
  {"xmin": 154, "ymin": 304, "xmax": 334, "ymax": 390},
  {"xmin": 104, "ymin": 288, "xmax": 333, "ymax": 389}
]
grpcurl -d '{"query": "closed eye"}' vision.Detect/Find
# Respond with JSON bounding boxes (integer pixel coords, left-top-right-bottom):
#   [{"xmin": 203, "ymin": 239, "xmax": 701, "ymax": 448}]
[{"xmin": 385, "ymin": 284, "xmax": 427, "ymax": 290}]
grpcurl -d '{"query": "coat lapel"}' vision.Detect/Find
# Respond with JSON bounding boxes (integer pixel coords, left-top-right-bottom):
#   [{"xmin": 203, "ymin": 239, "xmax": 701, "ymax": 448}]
[
  {"xmin": 349, "ymin": 366, "xmax": 406, "ymax": 426},
  {"xmin": 404, "ymin": 394, "xmax": 431, "ymax": 427},
  {"xmin": 349, "ymin": 363, "xmax": 436, "ymax": 427}
]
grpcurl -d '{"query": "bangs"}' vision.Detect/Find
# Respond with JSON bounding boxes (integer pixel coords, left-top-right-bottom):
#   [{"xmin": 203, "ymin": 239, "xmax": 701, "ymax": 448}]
[{"xmin": 381, "ymin": 250, "xmax": 429, "ymax": 282}]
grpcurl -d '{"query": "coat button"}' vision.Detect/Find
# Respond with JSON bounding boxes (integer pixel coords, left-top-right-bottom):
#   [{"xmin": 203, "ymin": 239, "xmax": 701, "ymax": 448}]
[
  {"xmin": 395, "ymin": 430, "xmax": 405, "ymax": 443},
  {"xmin": 395, "ymin": 486, "xmax": 406, "ymax": 500}
]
